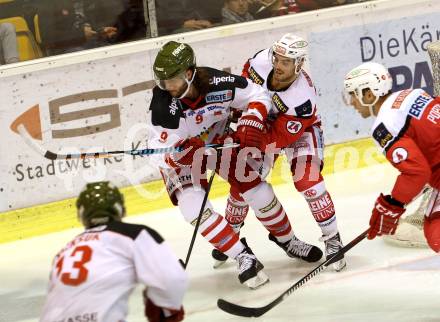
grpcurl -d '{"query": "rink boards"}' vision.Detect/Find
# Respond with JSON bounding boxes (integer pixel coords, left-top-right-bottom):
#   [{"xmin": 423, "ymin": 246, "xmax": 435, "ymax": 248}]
[{"xmin": 1, "ymin": 0, "xmax": 439, "ymax": 241}]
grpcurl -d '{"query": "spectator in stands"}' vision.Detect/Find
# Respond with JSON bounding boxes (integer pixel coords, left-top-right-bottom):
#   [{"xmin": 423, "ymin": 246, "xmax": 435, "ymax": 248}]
[
  {"xmin": 222, "ymin": 0, "xmax": 256, "ymax": 25},
  {"xmin": 0, "ymin": 22, "xmax": 19, "ymax": 64},
  {"xmin": 75, "ymin": 0, "xmax": 120, "ymax": 47},
  {"xmin": 37, "ymin": 0, "xmax": 130, "ymax": 56},
  {"xmin": 111, "ymin": 0, "xmax": 147, "ymax": 42},
  {"xmin": 156, "ymin": 0, "xmax": 223, "ymax": 36},
  {"xmin": 251, "ymin": 0, "xmax": 301, "ymax": 17},
  {"xmin": 75, "ymin": 0, "xmax": 147, "ymax": 46},
  {"xmin": 251, "ymin": 0, "xmax": 370, "ymax": 16},
  {"xmin": 37, "ymin": 0, "xmax": 87, "ymax": 55},
  {"xmin": 296, "ymin": 0, "xmax": 370, "ymax": 11}
]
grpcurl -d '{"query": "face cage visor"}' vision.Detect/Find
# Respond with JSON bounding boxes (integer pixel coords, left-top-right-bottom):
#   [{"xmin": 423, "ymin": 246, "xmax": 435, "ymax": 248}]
[
  {"xmin": 269, "ymin": 48, "xmax": 305, "ymax": 75},
  {"xmin": 343, "ymin": 88, "xmax": 378, "ymax": 117},
  {"xmin": 154, "ymin": 68, "xmax": 197, "ymax": 99}
]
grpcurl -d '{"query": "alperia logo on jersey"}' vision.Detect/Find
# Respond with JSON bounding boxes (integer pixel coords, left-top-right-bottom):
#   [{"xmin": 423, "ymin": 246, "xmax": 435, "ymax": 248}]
[
  {"xmin": 272, "ymin": 93, "xmax": 288, "ymax": 113},
  {"xmin": 169, "ymin": 98, "xmax": 179, "ymax": 115},
  {"xmin": 209, "ymin": 75, "xmax": 235, "ymax": 86},
  {"xmin": 205, "ymin": 90, "xmax": 233, "ymax": 103},
  {"xmin": 249, "ymin": 67, "xmax": 264, "ymax": 85}
]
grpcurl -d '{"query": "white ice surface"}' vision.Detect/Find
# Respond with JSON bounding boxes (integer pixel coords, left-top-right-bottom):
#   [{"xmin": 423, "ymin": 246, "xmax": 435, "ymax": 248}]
[{"xmin": 1, "ymin": 163, "xmax": 439, "ymax": 322}]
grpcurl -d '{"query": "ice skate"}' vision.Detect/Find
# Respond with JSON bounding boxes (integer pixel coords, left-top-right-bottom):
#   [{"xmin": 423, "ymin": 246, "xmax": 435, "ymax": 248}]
[
  {"xmin": 235, "ymin": 239, "xmax": 269, "ymax": 289},
  {"xmin": 211, "ymin": 224, "xmax": 244, "ymax": 268},
  {"xmin": 320, "ymin": 232, "xmax": 346, "ymax": 272},
  {"xmin": 269, "ymin": 233, "xmax": 323, "ymax": 262},
  {"xmin": 212, "ymin": 248, "xmax": 228, "ymax": 268}
]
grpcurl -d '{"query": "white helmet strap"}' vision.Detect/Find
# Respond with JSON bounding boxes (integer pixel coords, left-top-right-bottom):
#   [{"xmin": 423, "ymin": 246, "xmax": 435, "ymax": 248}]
[
  {"xmin": 178, "ymin": 68, "xmax": 197, "ymax": 99},
  {"xmin": 294, "ymin": 57, "xmax": 304, "ymax": 75}
]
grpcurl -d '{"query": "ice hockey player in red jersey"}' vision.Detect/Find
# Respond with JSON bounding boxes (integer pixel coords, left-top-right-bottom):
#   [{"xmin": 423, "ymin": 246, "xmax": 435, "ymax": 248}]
[
  {"xmin": 39, "ymin": 181, "xmax": 188, "ymax": 322},
  {"xmin": 148, "ymin": 41, "xmax": 324, "ymax": 289},
  {"xmin": 213, "ymin": 34, "xmax": 346, "ymax": 271},
  {"xmin": 344, "ymin": 62, "xmax": 440, "ymax": 253}
]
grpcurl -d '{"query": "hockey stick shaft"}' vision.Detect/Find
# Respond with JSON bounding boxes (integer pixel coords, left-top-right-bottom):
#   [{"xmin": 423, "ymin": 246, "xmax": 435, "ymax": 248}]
[
  {"xmin": 182, "ymin": 117, "xmax": 234, "ymax": 268},
  {"xmin": 183, "ymin": 169, "xmax": 216, "ymax": 268},
  {"xmin": 42, "ymin": 143, "xmax": 235, "ymax": 160},
  {"xmin": 217, "ymin": 228, "xmax": 369, "ymax": 317},
  {"xmin": 18, "ymin": 124, "xmax": 238, "ymax": 160}
]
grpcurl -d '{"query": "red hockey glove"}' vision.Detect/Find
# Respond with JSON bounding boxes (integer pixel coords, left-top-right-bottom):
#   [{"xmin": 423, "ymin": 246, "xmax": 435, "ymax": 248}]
[
  {"xmin": 368, "ymin": 194, "xmax": 405, "ymax": 240},
  {"xmin": 144, "ymin": 295, "xmax": 184, "ymax": 322},
  {"xmin": 229, "ymin": 108, "xmax": 243, "ymax": 124},
  {"xmin": 165, "ymin": 137, "xmax": 205, "ymax": 168},
  {"xmin": 235, "ymin": 114, "xmax": 266, "ymax": 150}
]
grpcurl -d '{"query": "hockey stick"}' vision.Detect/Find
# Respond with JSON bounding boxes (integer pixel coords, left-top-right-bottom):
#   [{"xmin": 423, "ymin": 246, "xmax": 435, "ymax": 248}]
[
  {"xmin": 183, "ymin": 169, "xmax": 217, "ymax": 268},
  {"xmin": 183, "ymin": 116, "xmax": 235, "ymax": 268},
  {"xmin": 217, "ymin": 228, "xmax": 369, "ymax": 317},
  {"xmin": 17, "ymin": 124, "xmax": 238, "ymax": 160}
]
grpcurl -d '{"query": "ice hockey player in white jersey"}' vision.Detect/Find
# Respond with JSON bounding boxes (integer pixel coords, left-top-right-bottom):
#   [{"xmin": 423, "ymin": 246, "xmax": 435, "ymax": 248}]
[
  {"xmin": 213, "ymin": 34, "xmax": 346, "ymax": 271},
  {"xmin": 148, "ymin": 41, "xmax": 323, "ymax": 289},
  {"xmin": 39, "ymin": 181, "xmax": 188, "ymax": 322}
]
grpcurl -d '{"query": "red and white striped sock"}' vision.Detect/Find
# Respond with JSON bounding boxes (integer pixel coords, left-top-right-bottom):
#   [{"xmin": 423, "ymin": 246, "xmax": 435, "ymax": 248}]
[
  {"xmin": 177, "ymin": 188, "xmax": 244, "ymax": 258},
  {"xmin": 243, "ymin": 182, "xmax": 294, "ymax": 243}
]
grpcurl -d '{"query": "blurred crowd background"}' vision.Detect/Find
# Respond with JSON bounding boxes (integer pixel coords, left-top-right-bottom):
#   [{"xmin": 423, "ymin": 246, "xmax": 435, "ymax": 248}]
[{"xmin": 0, "ymin": 0, "xmax": 373, "ymax": 65}]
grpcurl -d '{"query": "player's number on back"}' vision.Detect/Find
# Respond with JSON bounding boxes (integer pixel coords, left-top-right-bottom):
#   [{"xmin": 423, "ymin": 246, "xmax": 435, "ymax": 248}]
[{"xmin": 55, "ymin": 245, "xmax": 93, "ymax": 286}]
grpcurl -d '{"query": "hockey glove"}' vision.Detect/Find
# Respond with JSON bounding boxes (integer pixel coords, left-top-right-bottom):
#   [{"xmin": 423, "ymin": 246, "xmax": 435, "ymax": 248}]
[
  {"xmin": 165, "ymin": 137, "xmax": 205, "ymax": 168},
  {"xmin": 235, "ymin": 113, "xmax": 266, "ymax": 150},
  {"xmin": 144, "ymin": 296, "xmax": 184, "ymax": 322},
  {"xmin": 368, "ymin": 193, "xmax": 405, "ymax": 239}
]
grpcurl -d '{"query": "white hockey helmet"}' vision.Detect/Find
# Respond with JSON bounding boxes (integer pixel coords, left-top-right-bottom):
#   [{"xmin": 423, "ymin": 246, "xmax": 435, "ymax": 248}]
[
  {"xmin": 271, "ymin": 33, "xmax": 308, "ymax": 74},
  {"xmin": 344, "ymin": 62, "xmax": 393, "ymax": 109}
]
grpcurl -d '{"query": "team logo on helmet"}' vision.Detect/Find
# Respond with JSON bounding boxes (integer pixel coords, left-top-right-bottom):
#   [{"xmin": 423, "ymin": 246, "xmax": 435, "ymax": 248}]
[
  {"xmin": 172, "ymin": 43, "xmax": 186, "ymax": 57},
  {"xmin": 346, "ymin": 68, "xmax": 369, "ymax": 79},
  {"xmin": 274, "ymin": 45, "xmax": 287, "ymax": 55},
  {"xmin": 290, "ymin": 40, "xmax": 307, "ymax": 49}
]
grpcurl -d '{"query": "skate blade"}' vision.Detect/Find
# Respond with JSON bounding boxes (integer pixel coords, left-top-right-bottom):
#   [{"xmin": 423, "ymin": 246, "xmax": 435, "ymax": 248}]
[
  {"xmin": 243, "ymin": 271, "xmax": 270, "ymax": 290},
  {"xmin": 213, "ymin": 259, "xmax": 227, "ymax": 269},
  {"xmin": 333, "ymin": 259, "xmax": 347, "ymax": 272}
]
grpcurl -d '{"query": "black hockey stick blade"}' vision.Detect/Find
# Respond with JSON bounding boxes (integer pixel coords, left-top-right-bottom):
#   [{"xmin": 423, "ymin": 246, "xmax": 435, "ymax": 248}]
[{"xmin": 217, "ymin": 228, "xmax": 369, "ymax": 317}]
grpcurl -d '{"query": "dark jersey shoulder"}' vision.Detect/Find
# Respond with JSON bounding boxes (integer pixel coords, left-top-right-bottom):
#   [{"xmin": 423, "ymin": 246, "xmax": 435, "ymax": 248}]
[
  {"xmin": 150, "ymin": 86, "xmax": 184, "ymax": 129},
  {"xmin": 106, "ymin": 221, "xmax": 164, "ymax": 243},
  {"xmin": 202, "ymin": 66, "xmax": 249, "ymax": 91}
]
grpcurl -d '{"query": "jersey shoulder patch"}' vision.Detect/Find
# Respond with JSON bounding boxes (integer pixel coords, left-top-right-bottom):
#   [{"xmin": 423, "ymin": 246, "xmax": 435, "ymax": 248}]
[
  {"xmin": 294, "ymin": 99, "xmax": 313, "ymax": 118},
  {"xmin": 150, "ymin": 86, "xmax": 183, "ymax": 129},
  {"xmin": 372, "ymin": 122, "xmax": 394, "ymax": 150},
  {"xmin": 248, "ymin": 66, "xmax": 265, "ymax": 85},
  {"xmin": 106, "ymin": 221, "xmax": 164, "ymax": 243},
  {"xmin": 272, "ymin": 93, "xmax": 289, "ymax": 113}
]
